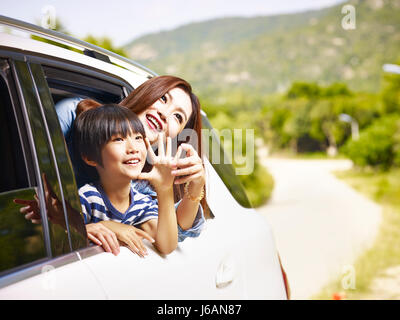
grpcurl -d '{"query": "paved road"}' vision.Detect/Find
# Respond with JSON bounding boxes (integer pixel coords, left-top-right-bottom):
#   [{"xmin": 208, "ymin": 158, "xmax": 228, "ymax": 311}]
[{"xmin": 256, "ymin": 157, "xmax": 382, "ymax": 299}]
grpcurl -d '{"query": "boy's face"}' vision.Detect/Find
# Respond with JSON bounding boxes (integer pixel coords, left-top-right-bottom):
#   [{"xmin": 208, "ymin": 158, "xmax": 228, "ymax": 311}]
[{"xmin": 95, "ymin": 131, "xmax": 147, "ymax": 181}]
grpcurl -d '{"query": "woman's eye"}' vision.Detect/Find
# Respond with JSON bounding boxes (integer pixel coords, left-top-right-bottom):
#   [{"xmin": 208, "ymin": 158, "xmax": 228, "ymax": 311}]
[
  {"xmin": 135, "ymin": 135, "xmax": 143, "ymax": 140},
  {"xmin": 113, "ymin": 137, "xmax": 123, "ymax": 142},
  {"xmin": 160, "ymin": 95, "xmax": 167, "ymax": 103},
  {"xmin": 175, "ymin": 113, "xmax": 183, "ymax": 124}
]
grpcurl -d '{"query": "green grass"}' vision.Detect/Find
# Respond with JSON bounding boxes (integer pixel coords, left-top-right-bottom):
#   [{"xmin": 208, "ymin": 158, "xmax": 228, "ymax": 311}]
[{"xmin": 313, "ymin": 168, "xmax": 400, "ymax": 299}]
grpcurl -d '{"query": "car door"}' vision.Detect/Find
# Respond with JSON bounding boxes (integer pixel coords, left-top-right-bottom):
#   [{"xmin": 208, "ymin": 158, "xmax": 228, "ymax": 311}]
[{"xmin": 0, "ymin": 56, "xmax": 107, "ymax": 299}]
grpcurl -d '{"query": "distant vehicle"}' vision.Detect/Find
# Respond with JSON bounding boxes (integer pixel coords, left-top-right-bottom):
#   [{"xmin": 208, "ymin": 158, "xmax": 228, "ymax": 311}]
[{"xmin": 0, "ymin": 15, "xmax": 288, "ymax": 299}]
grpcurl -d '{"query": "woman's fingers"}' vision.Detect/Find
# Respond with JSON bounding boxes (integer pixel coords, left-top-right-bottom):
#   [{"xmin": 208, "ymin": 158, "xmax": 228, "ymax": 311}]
[
  {"xmin": 171, "ymin": 146, "xmax": 183, "ymax": 167},
  {"xmin": 174, "ymin": 172, "xmax": 204, "ymax": 185},
  {"xmin": 171, "ymin": 163, "xmax": 203, "ymax": 177},
  {"xmin": 179, "ymin": 143, "xmax": 196, "ymax": 156},
  {"xmin": 174, "ymin": 156, "xmax": 203, "ymax": 167}
]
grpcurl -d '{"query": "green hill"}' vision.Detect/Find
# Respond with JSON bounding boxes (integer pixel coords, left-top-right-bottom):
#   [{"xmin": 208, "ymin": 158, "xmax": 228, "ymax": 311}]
[{"xmin": 124, "ymin": 0, "xmax": 400, "ymax": 95}]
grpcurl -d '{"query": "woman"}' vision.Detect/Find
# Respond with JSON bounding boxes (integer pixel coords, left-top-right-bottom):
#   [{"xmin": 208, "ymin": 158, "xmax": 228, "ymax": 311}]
[{"xmin": 59, "ymin": 75, "xmax": 205, "ymax": 255}]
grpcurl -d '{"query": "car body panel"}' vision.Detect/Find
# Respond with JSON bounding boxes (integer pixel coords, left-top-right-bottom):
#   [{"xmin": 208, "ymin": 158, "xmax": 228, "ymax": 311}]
[{"xmin": 0, "ymin": 254, "xmax": 107, "ymax": 299}]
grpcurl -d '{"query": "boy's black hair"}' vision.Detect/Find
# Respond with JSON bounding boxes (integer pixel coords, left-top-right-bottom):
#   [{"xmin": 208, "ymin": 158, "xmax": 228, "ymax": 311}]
[{"xmin": 74, "ymin": 104, "xmax": 146, "ymax": 169}]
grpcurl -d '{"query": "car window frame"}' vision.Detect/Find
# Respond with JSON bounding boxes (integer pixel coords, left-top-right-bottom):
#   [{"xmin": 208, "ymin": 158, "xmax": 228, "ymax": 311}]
[{"xmin": 0, "ymin": 54, "xmax": 82, "ymax": 288}]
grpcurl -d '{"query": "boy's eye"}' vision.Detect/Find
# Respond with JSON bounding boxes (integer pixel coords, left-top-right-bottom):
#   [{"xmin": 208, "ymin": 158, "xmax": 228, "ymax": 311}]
[
  {"xmin": 135, "ymin": 135, "xmax": 143, "ymax": 140},
  {"xmin": 113, "ymin": 137, "xmax": 124, "ymax": 142}
]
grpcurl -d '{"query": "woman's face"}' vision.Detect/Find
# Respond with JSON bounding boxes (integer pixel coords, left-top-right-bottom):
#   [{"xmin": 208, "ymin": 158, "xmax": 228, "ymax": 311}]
[{"xmin": 138, "ymin": 87, "xmax": 193, "ymax": 144}]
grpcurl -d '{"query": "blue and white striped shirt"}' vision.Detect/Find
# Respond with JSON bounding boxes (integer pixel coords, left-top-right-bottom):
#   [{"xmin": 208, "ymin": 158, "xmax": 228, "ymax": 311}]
[
  {"xmin": 131, "ymin": 180, "xmax": 205, "ymax": 242},
  {"xmin": 79, "ymin": 180, "xmax": 205, "ymax": 242},
  {"xmin": 79, "ymin": 182, "xmax": 158, "ymax": 226}
]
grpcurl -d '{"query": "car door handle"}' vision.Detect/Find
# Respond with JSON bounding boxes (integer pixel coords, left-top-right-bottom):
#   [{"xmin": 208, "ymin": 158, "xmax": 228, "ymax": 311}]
[{"xmin": 215, "ymin": 258, "xmax": 235, "ymax": 288}]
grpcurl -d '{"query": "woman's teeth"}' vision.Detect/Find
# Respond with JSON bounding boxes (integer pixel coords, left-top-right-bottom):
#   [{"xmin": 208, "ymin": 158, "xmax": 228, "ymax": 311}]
[{"xmin": 146, "ymin": 115, "xmax": 162, "ymax": 131}]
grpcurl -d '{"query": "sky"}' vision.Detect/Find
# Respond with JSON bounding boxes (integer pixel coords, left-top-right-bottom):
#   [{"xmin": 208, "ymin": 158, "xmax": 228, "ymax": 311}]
[{"xmin": 1, "ymin": 0, "xmax": 345, "ymax": 46}]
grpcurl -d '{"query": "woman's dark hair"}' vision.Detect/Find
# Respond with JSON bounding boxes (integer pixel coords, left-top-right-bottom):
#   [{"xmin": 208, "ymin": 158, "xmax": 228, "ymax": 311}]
[{"xmin": 74, "ymin": 103, "xmax": 145, "ymax": 167}]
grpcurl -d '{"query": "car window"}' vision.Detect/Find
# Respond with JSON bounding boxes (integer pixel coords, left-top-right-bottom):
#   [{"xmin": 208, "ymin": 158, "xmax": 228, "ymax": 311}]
[
  {"xmin": 0, "ymin": 59, "xmax": 47, "ymax": 274},
  {"xmin": 30, "ymin": 63, "xmax": 87, "ymax": 250},
  {"xmin": 43, "ymin": 65, "xmax": 126, "ymax": 105},
  {"xmin": 13, "ymin": 60, "xmax": 74, "ymax": 256},
  {"xmin": 202, "ymin": 115, "xmax": 252, "ymax": 208}
]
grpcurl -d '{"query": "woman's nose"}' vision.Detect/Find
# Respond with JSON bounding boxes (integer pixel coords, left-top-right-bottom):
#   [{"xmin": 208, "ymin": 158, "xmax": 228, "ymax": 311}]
[{"xmin": 157, "ymin": 109, "xmax": 167, "ymax": 124}]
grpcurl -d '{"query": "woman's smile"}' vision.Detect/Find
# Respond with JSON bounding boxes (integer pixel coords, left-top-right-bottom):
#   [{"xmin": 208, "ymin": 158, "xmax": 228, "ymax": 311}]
[{"xmin": 145, "ymin": 113, "xmax": 163, "ymax": 131}]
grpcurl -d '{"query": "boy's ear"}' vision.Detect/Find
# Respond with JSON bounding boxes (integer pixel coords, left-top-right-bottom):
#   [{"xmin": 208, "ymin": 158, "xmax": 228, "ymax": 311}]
[{"xmin": 82, "ymin": 156, "xmax": 98, "ymax": 167}]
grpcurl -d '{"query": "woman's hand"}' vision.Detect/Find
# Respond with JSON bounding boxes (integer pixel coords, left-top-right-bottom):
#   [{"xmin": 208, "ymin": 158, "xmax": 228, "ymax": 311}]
[
  {"xmin": 170, "ymin": 143, "xmax": 205, "ymax": 190},
  {"xmin": 138, "ymin": 133, "xmax": 180, "ymax": 192},
  {"xmin": 99, "ymin": 221, "xmax": 155, "ymax": 258},
  {"xmin": 86, "ymin": 223, "xmax": 120, "ymax": 256}
]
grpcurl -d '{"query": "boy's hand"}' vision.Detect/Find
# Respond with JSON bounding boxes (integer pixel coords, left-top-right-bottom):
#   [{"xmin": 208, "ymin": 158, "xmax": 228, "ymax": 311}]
[
  {"xmin": 99, "ymin": 221, "xmax": 155, "ymax": 258},
  {"xmin": 86, "ymin": 223, "xmax": 120, "ymax": 256},
  {"xmin": 138, "ymin": 133, "xmax": 181, "ymax": 192},
  {"xmin": 14, "ymin": 196, "xmax": 41, "ymax": 224}
]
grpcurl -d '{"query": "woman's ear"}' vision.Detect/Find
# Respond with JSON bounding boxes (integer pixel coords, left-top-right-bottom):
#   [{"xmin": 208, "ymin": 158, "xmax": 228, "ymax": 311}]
[{"xmin": 82, "ymin": 156, "xmax": 98, "ymax": 167}]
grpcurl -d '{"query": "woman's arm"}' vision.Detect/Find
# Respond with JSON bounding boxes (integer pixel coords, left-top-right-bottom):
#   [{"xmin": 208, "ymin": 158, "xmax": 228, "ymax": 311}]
[{"xmin": 171, "ymin": 143, "xmax": 205, "ymax": 230}]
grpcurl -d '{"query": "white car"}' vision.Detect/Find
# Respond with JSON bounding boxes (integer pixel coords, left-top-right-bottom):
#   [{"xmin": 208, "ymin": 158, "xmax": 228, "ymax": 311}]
[{"xmin": 0, "ymin": 15, "xmax": 289, "ymax": 300}]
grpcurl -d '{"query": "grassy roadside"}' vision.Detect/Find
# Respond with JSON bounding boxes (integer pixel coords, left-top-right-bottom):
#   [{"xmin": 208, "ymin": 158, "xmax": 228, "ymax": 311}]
[
  {"xmin": 269, "ymin": 150, "xmax": 348, "ymax": 160},
  {"xmin": 313, "ymin": 168, "xmax": 400, "ymax": 299}
]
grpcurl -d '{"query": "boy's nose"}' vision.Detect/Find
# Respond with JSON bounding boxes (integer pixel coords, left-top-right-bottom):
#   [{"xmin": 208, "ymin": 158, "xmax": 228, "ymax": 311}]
[{"xmin": 126, "ymin": 137, "xmax": 139, "ymax": 153}]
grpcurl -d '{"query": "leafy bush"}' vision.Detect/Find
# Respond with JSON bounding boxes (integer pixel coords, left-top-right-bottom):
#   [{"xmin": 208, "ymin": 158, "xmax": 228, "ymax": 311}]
[
  {"xmin": 239, "ymin": 160, "xmax": 274, "ymax": 207},
  {"xmin": 342, "ymin": 115, "xmax": 400, "ymax": 170}
]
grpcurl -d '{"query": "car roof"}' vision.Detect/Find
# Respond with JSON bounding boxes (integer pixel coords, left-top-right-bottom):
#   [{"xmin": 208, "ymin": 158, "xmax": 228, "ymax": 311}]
[{"xmin": 0, "ymin": 15, "xmax": 156, "ymax": 89}]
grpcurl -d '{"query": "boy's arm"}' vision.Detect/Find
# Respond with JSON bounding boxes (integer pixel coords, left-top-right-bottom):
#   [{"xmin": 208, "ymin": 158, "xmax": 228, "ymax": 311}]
[
  {"xmin": 137, "ymin": 135, "xmax": 178, "ymax": 254},
  {"xmin": 140, "ymin": 188, "xmax": 178, "ymax": 255}
]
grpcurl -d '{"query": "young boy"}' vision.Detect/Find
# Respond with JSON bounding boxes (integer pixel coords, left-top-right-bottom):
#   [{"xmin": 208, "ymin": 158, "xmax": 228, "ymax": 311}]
[{"xmin": 75, "ymin": 104, "xmax": 178, "ymax": 255}]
